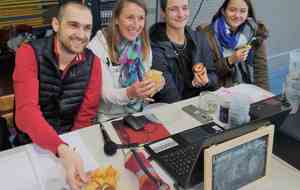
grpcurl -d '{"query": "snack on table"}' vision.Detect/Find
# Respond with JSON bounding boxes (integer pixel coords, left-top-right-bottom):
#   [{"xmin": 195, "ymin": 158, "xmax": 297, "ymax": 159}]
[{"xmin": 84, "ymin": 165, "xmax": 118, "ymax": 190}]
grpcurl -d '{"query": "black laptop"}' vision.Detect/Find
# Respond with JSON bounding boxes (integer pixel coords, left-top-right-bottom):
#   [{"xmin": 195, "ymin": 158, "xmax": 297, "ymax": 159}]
[
  {"xmin": 144, "ymin": 94, "xmax": 291, "ymax": 188},
  {"xmin": 250, "ymin": 94, "xmax": 291, "ymax": 128}
]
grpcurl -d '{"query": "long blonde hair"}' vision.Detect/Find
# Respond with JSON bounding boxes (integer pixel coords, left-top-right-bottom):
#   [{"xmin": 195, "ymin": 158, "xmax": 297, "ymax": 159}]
[{"xmin": 105, "ymin": 0, "xmax": 150, "ymax": 64}]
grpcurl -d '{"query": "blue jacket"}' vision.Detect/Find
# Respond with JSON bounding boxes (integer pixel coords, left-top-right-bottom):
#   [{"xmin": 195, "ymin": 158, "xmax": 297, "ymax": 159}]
[{"xmin": 150, "ymin": 23, "xmax": 218, "ymax": 103}]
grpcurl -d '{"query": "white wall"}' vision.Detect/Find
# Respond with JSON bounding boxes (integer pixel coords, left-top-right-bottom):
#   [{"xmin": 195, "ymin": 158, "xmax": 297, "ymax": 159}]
[{"xmin": 253, "ymin": 0, "xmax": 300, "ymax": 56}]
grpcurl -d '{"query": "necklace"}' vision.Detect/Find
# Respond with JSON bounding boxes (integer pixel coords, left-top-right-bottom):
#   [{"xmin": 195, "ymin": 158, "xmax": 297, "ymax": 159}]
[
  {"xmin": 171, "ymin": 38, "xmax": 187, "ymax": 57},
  {"xmin": 171, "ymin": 38, "xmax": 187, "ymax": 52}
]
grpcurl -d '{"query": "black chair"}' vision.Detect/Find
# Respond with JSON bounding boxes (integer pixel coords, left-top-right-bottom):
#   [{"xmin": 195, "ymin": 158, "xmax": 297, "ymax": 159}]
[
  {"xmin": 0, "ymin": 94, "xmax": 14, "ymax": 151},
  {"xmin": 273, "ymin": 106, "xmax": 300, "ymax": 170},
  {"xmin": 0, "ymin": 117, "xmax": 12, "ymax": 151}
]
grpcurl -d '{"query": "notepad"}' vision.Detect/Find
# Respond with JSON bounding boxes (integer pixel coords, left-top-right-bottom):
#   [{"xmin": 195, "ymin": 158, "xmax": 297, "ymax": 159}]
[
  {"xmin": 27, "ymin": 131, "xmax": 98, "ymax": 190},
  {"xmin": 0, "ymin": 149, "xmax": 42, "ymax": 190},
  {"xmin": 61, "ymin": 131, "xmax": 98, "ymax": 171}
]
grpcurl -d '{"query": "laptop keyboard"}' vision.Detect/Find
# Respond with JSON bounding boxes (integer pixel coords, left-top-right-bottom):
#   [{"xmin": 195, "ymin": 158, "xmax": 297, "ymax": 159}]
[
  {"xmin": 145, "ymin": 122, "xmax": 224, "ymax": 188},
  {"xmin": 181, "ymin": 126, "xmax": 212, "ymax": 144},
  {"xmin": 159, "ymin": 145, "xmax": 198, "ymax": 178}
]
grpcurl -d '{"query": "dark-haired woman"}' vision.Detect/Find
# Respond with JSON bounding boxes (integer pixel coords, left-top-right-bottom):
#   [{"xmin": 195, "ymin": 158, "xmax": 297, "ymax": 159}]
[{"xmin": 198, "ymin": 0, "xmax": 269, "ymax": 90}]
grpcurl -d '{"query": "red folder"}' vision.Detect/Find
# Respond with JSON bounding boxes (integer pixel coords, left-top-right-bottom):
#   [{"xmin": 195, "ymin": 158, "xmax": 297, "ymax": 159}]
[{"xmin": 112, "ymin": 119, "xmax": 170, "ymax": 145}]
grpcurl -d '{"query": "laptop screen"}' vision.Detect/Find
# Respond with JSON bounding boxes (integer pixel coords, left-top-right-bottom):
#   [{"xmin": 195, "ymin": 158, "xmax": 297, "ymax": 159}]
[{"xmin": 250, "ymin": 94, "xmax": 291, "ymax": 127}]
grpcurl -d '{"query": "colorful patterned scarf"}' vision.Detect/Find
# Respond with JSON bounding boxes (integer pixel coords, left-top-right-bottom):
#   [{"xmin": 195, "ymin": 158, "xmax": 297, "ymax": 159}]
[
  {"xmin": 118, "ymin": 37, "xmax": 145, "ymax": 87},
  {"xmin": 117, "ymin": 37, "xmax": 145, "ymax": 112}
]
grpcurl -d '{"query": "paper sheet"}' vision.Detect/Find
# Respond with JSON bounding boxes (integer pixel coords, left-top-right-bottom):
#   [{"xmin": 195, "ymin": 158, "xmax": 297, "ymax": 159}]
[
  {"xmin": 61, "ymin": 131, "xmax": 98, "ymax": 171},
  {"xmin": 27, "ymin": 131, "xmax": 98, "ymax": 190},
  {"xmin": 0, "ymin": 149, "xmax": 41, "ymax": 190},
  {"xmin": 28, "ymin": 145, "xmax": 68, "ymax": 190}
]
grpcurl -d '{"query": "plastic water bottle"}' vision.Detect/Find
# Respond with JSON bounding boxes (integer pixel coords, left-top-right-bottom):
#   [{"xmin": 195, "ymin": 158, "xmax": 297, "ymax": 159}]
[
  {"xmin": 284, "ymin": 71, "xmax": 300, "ymax": 114},
  {"xmin": 219, "ymin": 99, "xmax": 230, "ymax": 124},
  {"xmin": 229, "ymin": 95, "xmax": 251, "ymax": 127}
]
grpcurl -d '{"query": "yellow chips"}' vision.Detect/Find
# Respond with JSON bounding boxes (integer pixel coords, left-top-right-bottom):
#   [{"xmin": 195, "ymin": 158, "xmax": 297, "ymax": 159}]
[{"xmin": 84, "ymin": 165, "xmax": 118, "ymax": 190}]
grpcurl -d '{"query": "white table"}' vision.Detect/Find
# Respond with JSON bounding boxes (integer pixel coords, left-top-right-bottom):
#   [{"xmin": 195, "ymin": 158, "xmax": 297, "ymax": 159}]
[
  {"xmin": 1, "ymin": 94, "xmax": 300, "ymax": 189},
  {"xmin": 80, "ymin": 124, "xmax": 300, "ymax": 190},
  {"xmin": 84, "ymin": 96, "xmax": 300, "ymax": 190}
]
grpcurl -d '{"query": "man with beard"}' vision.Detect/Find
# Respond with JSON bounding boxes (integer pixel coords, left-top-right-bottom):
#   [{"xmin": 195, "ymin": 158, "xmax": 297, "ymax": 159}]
[{"xmin": 13, "ymin": 2, "xmax": 101, "ymax": 189}]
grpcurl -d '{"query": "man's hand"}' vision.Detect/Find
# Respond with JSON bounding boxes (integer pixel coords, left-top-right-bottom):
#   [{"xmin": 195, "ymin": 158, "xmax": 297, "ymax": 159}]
[
  {"xmin": 58, "ymin": 144, "xmax": 88, "ymax": 190},
  {"xmin": 126, "ymin": 79, "xmax": 156, "ymax": 99},
  {"xmin": 192, "ymin": 64, "xmax": 209, "ymax": 87}
]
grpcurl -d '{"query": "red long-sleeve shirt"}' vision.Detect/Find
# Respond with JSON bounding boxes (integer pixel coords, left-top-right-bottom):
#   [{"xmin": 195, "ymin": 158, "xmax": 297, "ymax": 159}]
[{"xmin": 13, "ymin": 43, "xmax": 101, "ymax": 154}]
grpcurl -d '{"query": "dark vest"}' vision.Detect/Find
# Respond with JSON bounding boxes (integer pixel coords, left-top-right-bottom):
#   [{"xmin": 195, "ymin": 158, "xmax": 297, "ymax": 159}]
[{"xmin": 30, "ymin": 36, "xmax": 94, "ymax": 134}]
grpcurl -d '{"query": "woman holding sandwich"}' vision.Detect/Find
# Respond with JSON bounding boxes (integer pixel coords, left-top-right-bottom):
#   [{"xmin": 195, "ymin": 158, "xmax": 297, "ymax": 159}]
[{"xmin": 89, "ymin": 0, "xmax": 164, "ymax": 121}]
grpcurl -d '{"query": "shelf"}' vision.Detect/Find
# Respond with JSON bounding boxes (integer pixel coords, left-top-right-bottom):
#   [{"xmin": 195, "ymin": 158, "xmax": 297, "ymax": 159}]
[{"xmin": 0, "ymin": 0, "xmax": 59, "ymax": 29}]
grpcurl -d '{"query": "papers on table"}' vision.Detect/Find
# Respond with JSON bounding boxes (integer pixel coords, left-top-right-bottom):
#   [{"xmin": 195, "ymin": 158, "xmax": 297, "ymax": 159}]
[
  {"xmin": 61, "ymin": 131, "xmax": 99, "ymax": 172},
  {"xmin": 0, "ymin": 131, "xmax": 98, "ymax": 190},
  {"xmin": 0, "ymin": 149, "xmax": 41, "ymax": 190},
  {"xmin": 28, "ymin": 145, "xmax": 68, "ymax": 190},
  {"xmin": 28, "ymin": 131, "xmax": 98, "ymax": 190}
]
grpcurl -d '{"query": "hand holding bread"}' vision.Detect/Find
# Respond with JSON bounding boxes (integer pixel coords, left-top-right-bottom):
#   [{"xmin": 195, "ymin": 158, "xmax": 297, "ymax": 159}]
[
  {"xmin": 192, "ymin": 63, "xmax": 209, "ymax": 87},
  {"xmin": 144, "ymin": 69, "xmax": 165, "ymax": 97}
]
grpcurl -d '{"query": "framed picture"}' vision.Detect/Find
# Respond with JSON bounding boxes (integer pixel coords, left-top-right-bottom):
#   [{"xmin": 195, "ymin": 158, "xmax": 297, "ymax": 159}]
[{"xmin": 204, "ymin": 125, "xmax": 274, "ymax": 190}]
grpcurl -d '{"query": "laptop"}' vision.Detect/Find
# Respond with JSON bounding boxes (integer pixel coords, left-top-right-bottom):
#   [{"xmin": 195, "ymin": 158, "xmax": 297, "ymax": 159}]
[
  {"xmin": 250, "ymin": 94, "xmax": 291, "ymax": 128},
  {"xmin": 144, "ymin": 95, "xmax": 291, "ymax": 188}
]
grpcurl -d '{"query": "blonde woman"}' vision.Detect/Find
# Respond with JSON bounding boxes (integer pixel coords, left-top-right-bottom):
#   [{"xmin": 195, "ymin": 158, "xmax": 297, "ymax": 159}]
[{"xmin": 89, "ymin": 0, "xmax": 162, "ymax": 120}]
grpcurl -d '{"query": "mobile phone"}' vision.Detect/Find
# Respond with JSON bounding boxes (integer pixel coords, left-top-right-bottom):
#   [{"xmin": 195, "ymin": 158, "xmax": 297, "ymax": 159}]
[
  {"xmin": 182, "ymin": 104, "xmax": 213, "ymax": 123},
  {"xmin": 123, "ymin": 115, "xmax": 147, "ymax": 131}
]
